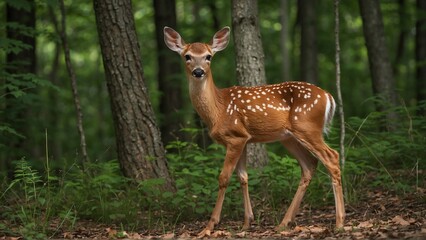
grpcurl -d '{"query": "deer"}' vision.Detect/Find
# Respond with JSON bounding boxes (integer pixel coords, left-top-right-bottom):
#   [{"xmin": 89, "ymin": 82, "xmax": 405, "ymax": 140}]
[{"xmin": 163, "ymin": 26, "xmax": 345, "ymax": 237}]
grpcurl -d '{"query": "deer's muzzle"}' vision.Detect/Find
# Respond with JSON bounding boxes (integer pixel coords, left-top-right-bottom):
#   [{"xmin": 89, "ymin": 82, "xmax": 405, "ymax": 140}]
[{"xmin": 192, "ymin": 68, "xmax": 205, "ymax": 78}]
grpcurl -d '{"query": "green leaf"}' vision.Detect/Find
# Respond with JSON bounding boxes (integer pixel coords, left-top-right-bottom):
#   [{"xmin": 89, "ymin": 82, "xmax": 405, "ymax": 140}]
[
  {"xmin": 0, "ymin": 126, "xmax": 25, "ymax": 138},
  {"xmin": 38, "ymin": 197, "xmax": 46, "ymax": 205},
  {"xmin": 195, "ymin": 207, "xmax": 206, "ymax": 214}
]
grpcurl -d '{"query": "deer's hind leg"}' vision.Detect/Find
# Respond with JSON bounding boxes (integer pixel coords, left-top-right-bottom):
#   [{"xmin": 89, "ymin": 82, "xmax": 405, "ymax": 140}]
[
  {"xmin": 277, "ymin": 136, "xmax": 318, "ymax": 229},
  {"xmin": 291, "ymin": 129, "xmax": 345, "ymax": 228}
]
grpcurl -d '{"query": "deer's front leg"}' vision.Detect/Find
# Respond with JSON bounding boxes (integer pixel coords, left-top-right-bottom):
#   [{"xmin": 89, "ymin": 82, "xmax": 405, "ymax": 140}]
[
  {"xmin": 198, "ymin": 138, "xmax": 247, "ymax": 238},
  {"xmin": 236, "ymin": 146, "xmax": 253, "ymax": 230}
]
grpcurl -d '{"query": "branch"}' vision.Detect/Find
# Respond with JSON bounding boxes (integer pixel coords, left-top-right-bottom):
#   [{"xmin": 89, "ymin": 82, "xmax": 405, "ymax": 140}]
[
  {"xmin": 334, "ymin": 0, "xmax": 345, "ymax": 168},
  {"xmin": 58, "ymin": 0, "xmax": 90, "ymax": 167}
]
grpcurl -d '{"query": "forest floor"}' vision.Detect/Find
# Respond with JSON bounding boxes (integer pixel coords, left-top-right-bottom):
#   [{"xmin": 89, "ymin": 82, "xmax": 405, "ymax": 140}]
[{"xmin": 22, "ymin": 188, "xmax": 426, "ymax": 239}]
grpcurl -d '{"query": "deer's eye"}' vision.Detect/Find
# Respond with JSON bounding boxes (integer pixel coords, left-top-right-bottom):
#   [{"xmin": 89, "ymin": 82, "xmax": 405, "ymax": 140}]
[
  {"xmin": 206, "ymin": 55, "xmax": 212, "ymax": 61},
  {"xmin": 185, "ymin": 55, "xmax": 191, "ymax": 61}
]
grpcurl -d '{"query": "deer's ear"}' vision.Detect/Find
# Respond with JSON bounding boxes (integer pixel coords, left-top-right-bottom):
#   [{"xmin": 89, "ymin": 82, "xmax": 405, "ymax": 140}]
[
  {"xmin": 164, "ymin": 26, "xmax": 186, "ymax": 54},
  {"xmin": 210, "ymin": 27, "xmax": 230, "ymax": 54}
]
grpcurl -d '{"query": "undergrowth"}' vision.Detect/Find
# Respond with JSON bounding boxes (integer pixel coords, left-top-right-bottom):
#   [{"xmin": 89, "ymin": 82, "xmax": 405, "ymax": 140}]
[{"xmin": 1, "ymin": 105, "xmax": 425, "ymax": 239}]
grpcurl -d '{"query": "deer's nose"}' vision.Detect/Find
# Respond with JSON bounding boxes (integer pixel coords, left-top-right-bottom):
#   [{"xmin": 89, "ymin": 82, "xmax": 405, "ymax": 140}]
[{"xmin": 192, "ymin": 68, "xmax": 205, "ymax": 78}]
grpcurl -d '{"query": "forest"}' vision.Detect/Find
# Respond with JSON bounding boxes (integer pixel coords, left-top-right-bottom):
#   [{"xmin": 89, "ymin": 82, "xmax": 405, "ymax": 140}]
[{"xmin": 1, "ymin": 0, "xmax": 425, "ymax": 239}]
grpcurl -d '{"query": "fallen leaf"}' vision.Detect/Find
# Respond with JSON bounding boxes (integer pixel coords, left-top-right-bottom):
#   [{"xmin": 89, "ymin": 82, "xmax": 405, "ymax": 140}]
[
  {"xmin": 351, "ymin": 231, "xmax": 363, "ymax": 238},
  {"xmin": 162, "ymin": 233, "xmax": 175, "ymax": 239},
  {"xmin": 358, "ymin": 220, "xmax": 373, "ymax": 228},
  {"xmin": 211, "ymin": 230, "xmax": 231, "ymax": 238},
  {"xmin": 62, "ymin": 231, "xmax": 73, "ymax": 239},
  {"xmin": 279, "ymin": 230, "xmax": 294, "ymax": 237},
  {"xmin": 235, "ymin": 231, "xmax": 246, "ymax": 238},
  {"xmin": 105, "ymin": 227, "xmax": 117, "ymax": 238},
  {"xmin": 309, "ymin": 226, "xmax": 327, "ymax": 234},
  {"xmin": 343, "ymin": 226, "xmax": 354, "ymax": 231},
  {"xmin": 178, "ymin": 231, "xmax": 191, "ymax": 239},
  {"xmin": 416, "ymin": 187, "xmax": 425, "ymax": 194},
  {"xmin": 128, "ymin": 232, "xmax": 142, "ymax": 239},
  {"xmin": 392, "ymin": 215, "xmax": 410, "ymax": 226},
  {"xmin": 293, "ymin": 225, "xmax": 307, "ymax": 232},
  {"xmin": 258, "ymin": 230, "xmax": 274, "ymax": 236}
]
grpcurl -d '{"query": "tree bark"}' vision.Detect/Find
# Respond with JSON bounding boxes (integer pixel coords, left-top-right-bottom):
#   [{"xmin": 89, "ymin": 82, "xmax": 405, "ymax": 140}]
[
  {"xmin": 416, "ymin": 0, "xmax": 426, "ymax": 114},
  {"xmin": 153, "ymin": 0, "xmax": 184, "ymax": 144},
  {"xmin": 359, "ymin": 0, "xmax": 399, "ymax": 130},
  {"xmin": 93, "ymin": 0, "xmax": 175, "ymax": 191},
  {"xmin": 299, "ymin": 0, "xmax": 318, "ymax": 84},
  {"xmin": 231, "ymin": 0, "xmax": 269, "ymax": 168}
]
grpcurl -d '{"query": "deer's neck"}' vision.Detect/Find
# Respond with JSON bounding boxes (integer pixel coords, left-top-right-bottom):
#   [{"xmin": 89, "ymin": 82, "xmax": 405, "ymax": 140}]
[{"xmin": 188, "ymin": 73, "xmax": 224, "ymax": 128}]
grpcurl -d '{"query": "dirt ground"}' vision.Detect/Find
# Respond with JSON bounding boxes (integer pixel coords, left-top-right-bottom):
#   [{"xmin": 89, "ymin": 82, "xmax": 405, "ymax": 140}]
[{"xmin": 10, "ymin": 188, "xmax": 422, "ymax": 239}]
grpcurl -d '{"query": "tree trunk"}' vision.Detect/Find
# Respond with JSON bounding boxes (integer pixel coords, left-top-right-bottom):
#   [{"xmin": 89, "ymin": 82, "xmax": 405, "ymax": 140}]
[
  {"xmin": 359, "ymin": 0, "xmax": 399, "ymax": 130},
  {"xmin": 393, "ymin": 0, "xmax": 407, "ymax": 76},
  {"xmin": 93, "ymin": 0, "xmax": 175, "ymax": 191},
  {"xmin": 416, "ymin": 0, "xmax": 426, "ymax": 114},
  {"xmin": 231, "ymin": 0, "xmax": 269, "ymax": 168},
  {"xmin": 153, "ymin": 0, "xmax": 184, "ymax": 144},
  {"xmin": 299, "ymin": 0, "xmax": 318, "ymax": 84}
]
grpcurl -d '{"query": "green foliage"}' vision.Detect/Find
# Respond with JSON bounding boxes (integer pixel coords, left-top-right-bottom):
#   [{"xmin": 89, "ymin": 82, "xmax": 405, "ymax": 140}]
[
  {"xmin": 166, "ymin": 140, "xmax": 225, "ymax": 219},
  {"xmin": 343, "ymin": 103, "xmax": 426, "ymax": 196},
  {"xmin": 253, "ymin": 152, "xmax": 300, "ymax": 209},
  {"xmin": 1, "ymin": 0, "xmax": 426, "ymax": 237},
  {"xmin": 1, "ymin": 158, "xmax": 76, "ymax": 239},
  {"xmin": 1, "ymin": 104, "xmax": 425, "ymax": 238}
]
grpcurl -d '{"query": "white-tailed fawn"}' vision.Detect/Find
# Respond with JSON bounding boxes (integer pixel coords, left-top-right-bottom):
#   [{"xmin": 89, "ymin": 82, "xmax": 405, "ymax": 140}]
[{"xmin": 164, "ymin": 26, "xmax": 345, "ymax": 237}]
